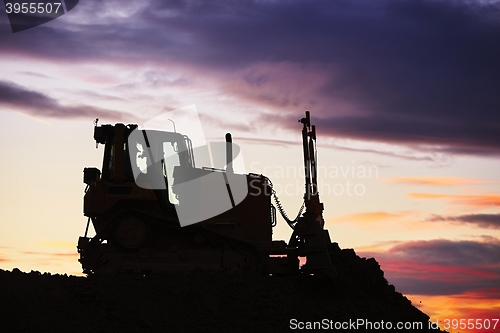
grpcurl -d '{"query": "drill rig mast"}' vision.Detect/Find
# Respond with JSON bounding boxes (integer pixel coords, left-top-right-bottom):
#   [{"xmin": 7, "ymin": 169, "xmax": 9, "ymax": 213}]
[{"xmin": 287, "ymin": 111, "xmax": 334, "ymax": 275}]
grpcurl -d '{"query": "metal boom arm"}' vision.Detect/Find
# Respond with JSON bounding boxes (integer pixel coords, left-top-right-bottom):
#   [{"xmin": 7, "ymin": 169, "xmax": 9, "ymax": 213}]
[{"xmin": 299, "ymin": 111, "xmax": 324, "ymax": 225}]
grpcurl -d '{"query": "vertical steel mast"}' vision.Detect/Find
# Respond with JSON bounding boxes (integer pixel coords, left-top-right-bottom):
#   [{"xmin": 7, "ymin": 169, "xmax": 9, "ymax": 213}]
[
  {"xmin": 289, "ymin": 111, "xmax": 334, "ymax": 275},
  {"xmin": 299, "ymin": 111, "xmax": 324, "ymax": 226}
]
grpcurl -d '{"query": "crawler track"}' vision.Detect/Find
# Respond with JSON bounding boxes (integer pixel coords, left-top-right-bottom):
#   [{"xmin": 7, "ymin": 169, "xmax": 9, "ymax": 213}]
[{"xmin": 78, "ymin": 209, "xmax": 263, "ymax": 276}]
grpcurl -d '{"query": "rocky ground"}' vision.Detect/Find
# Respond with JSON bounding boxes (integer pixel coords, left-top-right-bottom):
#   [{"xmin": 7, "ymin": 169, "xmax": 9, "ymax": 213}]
[{"xmin": 0, "ymin": 248, "xmax": 443, "ymax": 332}]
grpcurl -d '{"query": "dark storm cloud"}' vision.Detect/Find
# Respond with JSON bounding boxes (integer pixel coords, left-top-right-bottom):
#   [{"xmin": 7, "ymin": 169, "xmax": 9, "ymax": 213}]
[
  {"xmin": 313, "ymin": 115, "xmax": 500, "ymax": 156},
  {"xmin": 1, "ymin": 0, "xmax": 500, "ymax": 154},
  {"xmin": 360, "ymin": 238, "xmax": 500, "ymax": 295},
  {"xmin": 151, "ymin": 0, "xmax": 500, "ymax": 155},
  {"xmin": 388, "ymin": 238, "xmax": 500, "ymax": 266},
  {"xmin": 428, "ymin": 213, "xmax": 500, "ymax": 229},
  {"xmin": 0, "ymin": 80, "xmax": 129, "ymax": 120}
]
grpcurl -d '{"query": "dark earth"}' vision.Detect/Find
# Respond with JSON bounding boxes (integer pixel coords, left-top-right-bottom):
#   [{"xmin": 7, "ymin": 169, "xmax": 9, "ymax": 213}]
[{"xmin": 0, "ymin": 248, "xmax": 444, "ymax": 332}]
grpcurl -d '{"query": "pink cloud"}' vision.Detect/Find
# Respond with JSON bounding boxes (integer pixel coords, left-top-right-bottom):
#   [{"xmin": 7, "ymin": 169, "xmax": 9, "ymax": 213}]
[{"xmin": 358, "ymin": 238, "xmax": 500, "ymax": 295}]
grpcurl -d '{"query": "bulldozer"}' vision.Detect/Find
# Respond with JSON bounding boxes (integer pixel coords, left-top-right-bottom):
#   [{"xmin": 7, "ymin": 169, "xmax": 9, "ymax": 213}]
[{"xmin": 77, "ymin": 111, "xmax": 337, "ymax": 276}]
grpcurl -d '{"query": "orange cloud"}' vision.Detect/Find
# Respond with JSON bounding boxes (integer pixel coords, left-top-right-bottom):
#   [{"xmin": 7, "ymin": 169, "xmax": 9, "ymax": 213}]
[
  {"xmin": 388, "ymin": 177, "xmax": 489, "ymax": 186},
  {"xmin": 413, "ymin": 291, "xmax": 500, "ymax": 333},
  {"xmin": 21, "ymin": 251, "xmax": 79, "ymax": 262},
  {"xmin": 407, "ymin": 193, "xmax": 500, "ymax": 207},
  {"xmin": 34, "ymin": 242, "xmax": 76, "ymax": 247},
  {"xmin": 335, "ymin": 211, "xmax": 406, "ymax": 223},
  {"xmin": 22, "ymin": 251, "xmax": 77, "ymax": 256},
  {"xmin": 355, "ymin": 240, "xmax": 404, "ymax": 253},
  {"xmin": 19, "ymin": 251, "xmax": 79, "ymax": 271},
  {"xmin": 52, "ymin": 253, "xmax": 79, "ymax": 257}
]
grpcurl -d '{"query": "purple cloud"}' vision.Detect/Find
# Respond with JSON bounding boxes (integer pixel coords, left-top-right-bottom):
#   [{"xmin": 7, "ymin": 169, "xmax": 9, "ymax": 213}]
[
  {"xmin": 0, "ymin": 80, "xmax": 130, "ymax": 121},
  {"xmin": 428, "ymin": 213, "xmax": 500, "ymax": 229},
  {"xmin": 359, "ymin": 238, "xmax": 500, "ymax": 295},
  {"xmin": 1, "ymin": 0, "xmax": 499, "ymax": 155}
]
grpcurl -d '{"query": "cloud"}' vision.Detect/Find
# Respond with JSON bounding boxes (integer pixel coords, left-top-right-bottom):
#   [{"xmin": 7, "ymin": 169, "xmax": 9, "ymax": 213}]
[
  {"xmin": 34, "ymin": 242, "xmax": 77, "ymax": 247},
  {"xmin": 387, "ymin": 177, "xmax": 490, "ymax": 186},
  {"xmin": 458, "ymin": 288, "xmax": 500, "ymax": 300},
  {"xmin": 411, "ymin": 291, "xmax": 500, "ymax": 325},
  {"xmin": 22, "ymin": 251, "xmax": 77, "ymax": 257},
  {"xmin": 354, "ymin": 240, "xmax": 404, "ymax": 253},
  {"xmin": 388, "ymin": 238, "xmax": 500, "ymax": 266},
  {"xmin": 18, "ymin": 71, "xmax": 54, "ymax": 79},
  {"xmin": 1, "ymin": 0, "xmax": 500, "ymax": 155},
  {"xmin": 230, "ymin": 136, "xmax": 296, "ymax": 148},
  {"xmin": 0, "ymin": 80, "xmax": 131, "ymax": 121},
  {"xmin": 335, "ymin": 211, "xmax": 406, "ymax": 223},
  {"xmin": 427, "ymin": 213, "xmax": 500, "ymax": 229},
  {"xmin": 21, "ymin": 251, "xmax": 79, "ymax": 263},
  {"xmin": 359, "ymin": 238, "xmax": 500, "ymax": 295},
  {"xmin": 407, "ymin": 193, "xmax": 500, "ymax": 207},
  {"xmin": 13, "ymin": 111, "xmax": 55, "ymax": 126}
]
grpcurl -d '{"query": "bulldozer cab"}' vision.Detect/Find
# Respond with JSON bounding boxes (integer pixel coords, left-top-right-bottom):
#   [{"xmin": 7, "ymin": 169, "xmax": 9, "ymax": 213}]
[
  {"xmin": 128, "ymin": 128, "xmax": 196, "ymax": 205},
  {"xmin": 93, "ymin": 123, "xmax": 195, "ymax": 206}
]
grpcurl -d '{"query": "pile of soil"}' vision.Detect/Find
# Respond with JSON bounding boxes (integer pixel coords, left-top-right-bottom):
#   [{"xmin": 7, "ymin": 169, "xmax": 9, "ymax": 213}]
[{"xmin": 0, "ymin": 248, "xmax": 442, "ymax": 332}]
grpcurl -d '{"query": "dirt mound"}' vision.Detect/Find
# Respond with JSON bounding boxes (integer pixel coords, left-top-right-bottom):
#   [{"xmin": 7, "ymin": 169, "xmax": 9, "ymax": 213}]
[{"xmin": 0, "ymin": 248, "xmax": 441, "ymax": 332}]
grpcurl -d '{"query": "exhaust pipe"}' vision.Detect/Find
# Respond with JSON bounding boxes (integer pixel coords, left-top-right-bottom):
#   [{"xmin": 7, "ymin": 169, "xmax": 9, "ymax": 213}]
[{"xmin": 225, "ymin": 133, "xmax": 233, "ymax": 173}]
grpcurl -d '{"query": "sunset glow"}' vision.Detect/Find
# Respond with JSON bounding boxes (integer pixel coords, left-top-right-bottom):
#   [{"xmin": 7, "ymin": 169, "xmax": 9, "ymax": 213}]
[{"xmin": 1, "ymin": 0, "xmax": 499, "ymax": 329}]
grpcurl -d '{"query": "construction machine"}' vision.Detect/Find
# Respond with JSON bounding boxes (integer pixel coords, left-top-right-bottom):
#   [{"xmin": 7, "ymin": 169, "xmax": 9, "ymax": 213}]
[{"xmin": 77, "ymin": 111, "xmax": 337, "ymax": 276}]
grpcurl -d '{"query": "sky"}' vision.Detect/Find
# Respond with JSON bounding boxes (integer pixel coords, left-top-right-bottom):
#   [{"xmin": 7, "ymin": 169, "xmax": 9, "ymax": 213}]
[{"xmin": 1, "ymin": 0, "xmax": 499, "ymax": 331}]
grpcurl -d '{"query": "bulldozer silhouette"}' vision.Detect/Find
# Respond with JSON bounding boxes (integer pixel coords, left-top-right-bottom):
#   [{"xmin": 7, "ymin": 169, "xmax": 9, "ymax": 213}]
[{"xmin": 78, "ymin": 110, "xmax": 337, "ymax": 277}]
